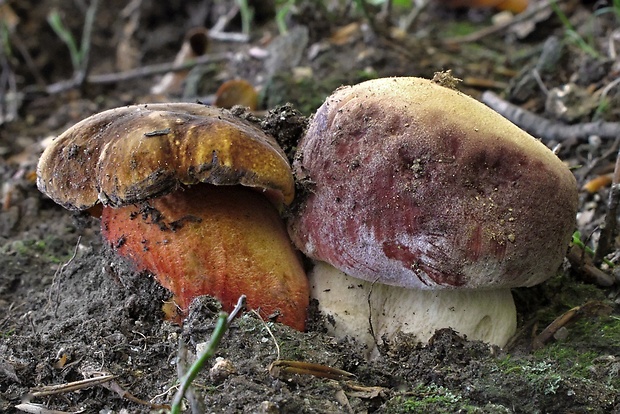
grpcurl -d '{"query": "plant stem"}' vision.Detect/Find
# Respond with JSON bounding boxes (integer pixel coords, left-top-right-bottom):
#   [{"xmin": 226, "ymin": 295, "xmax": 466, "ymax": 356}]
[
  {"xmin": 170, "ymin": 295, "xmax": 246, "ymax": 414},
  {"xmin": 236, "ymin": 0, "xmax": 253, "ymax": 36}
]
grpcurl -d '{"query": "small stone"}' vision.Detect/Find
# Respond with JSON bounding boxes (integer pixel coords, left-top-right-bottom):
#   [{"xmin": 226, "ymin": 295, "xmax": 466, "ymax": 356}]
[
  {"xmin": 259, "ymin": 401, "xmax": 279, "ymax": 414},
  {"xmin": 209, "ymin": 357, "xmax": 236, "ymax": 384}
]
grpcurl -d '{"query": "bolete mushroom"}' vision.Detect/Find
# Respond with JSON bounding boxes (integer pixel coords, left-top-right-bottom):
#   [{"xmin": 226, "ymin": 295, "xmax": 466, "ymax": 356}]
[
  {"xmin": 37, "ymin": 103, "xmax": 309, "ymax": 330},
  {"xmin": 288, "ymin": 77, "xmax": 578, "ymax": 355}
]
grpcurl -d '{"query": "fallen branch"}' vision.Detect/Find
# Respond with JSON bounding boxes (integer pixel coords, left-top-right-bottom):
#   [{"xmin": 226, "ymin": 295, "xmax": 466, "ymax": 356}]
[
  {"xmin": 25, "ymin": 52, "xmax": 233, "ymax": 96},
  {"xmin": 481, "ymin": 91, "xmax": 620, "ymax": 141},
  {"xmin": 566, "ymin": 244, "xmax": 615, "ymax": 287},
  {"xmin": 442, "ymin": 0, "xmax": 553, "ymax": 44}
]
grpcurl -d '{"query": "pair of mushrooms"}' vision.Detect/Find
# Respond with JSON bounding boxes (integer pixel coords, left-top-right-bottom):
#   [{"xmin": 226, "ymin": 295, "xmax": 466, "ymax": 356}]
[{"xmin": 37, "ymin": 77, "xmax": 578, "ymax": 356}]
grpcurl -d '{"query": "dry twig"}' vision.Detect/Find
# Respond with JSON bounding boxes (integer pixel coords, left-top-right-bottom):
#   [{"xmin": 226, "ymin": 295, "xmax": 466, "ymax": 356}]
[
  {"xmin": 14, "ymin": 403, "xmax": 84, "ymax": 414},
  {"xmin": 566, "ymin": 244, "xmax": 615, "ymax": 287},
  {"xmin": 594, "ymin": 147, "xmax": 620, "ymax": 264},
  {"xmin": 25, "ymin": 52, "xmax": 232, "ymax": 96},
  {"xmin": 250, "ymin": 308, "xmax": 356, "ymax": 382},
  {"xmin": 443, "ymin": 0, "xmax": 553, "ymax": 44},
  {"xmin": 27, "ymin": 374, "xmax": 116, "ymax": 398},
  {"xmin": 269, "ymin": 360, "xmax": 356, "ymax": 381},
  {"xmin": 20, "ymin": 369, "xmax": 170, "ymax": 411},
  {"xmin": 47, "ymin": 236, "xmax": 82, "ymax": 317},
  {"xmin": 481, "ymin": 91, "xmax": 620, "ymax": 141},
  {"xmin": 532, "ymin": 301, "xmax": 613, "ymax": 349},
  {"xmin": 100, "ymin": 379, "xmax": 170, "ymax": 410}
]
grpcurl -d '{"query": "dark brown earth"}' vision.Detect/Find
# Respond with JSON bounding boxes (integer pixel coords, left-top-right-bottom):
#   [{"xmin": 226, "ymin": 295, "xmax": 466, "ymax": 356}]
[{"xmin": 1, "ymin": 1, "xmax": 620, "ymax": 413}]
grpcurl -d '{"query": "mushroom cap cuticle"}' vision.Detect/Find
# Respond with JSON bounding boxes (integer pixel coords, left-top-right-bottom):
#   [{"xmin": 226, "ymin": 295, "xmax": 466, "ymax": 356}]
[
  {"xmin": 37, "ymin": 103, "xmax": 294, "ymax": 212},
  {"xmin": 289, "ymin": 77, "xmax": 579, "ymax": 291}
]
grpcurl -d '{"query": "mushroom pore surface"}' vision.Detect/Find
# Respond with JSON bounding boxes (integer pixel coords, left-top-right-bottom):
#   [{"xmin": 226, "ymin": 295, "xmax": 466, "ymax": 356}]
[
  {"xmin": 101, "ymin": 184, "xmax": 309, "ymax": 330},
  {"xmin": 289, "ymin": 77, "xmax": 578, "ymax": 289}
]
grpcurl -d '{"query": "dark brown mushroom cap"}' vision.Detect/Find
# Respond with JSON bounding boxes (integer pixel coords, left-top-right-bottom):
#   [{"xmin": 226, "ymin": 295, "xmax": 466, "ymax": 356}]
[
  {"xmin": 37, "ymin": 103, "xmax": 294, "ymax": 211},
  {"xmin": 289, "ymin": 77, "xmax": 578, "ymax": 290}
]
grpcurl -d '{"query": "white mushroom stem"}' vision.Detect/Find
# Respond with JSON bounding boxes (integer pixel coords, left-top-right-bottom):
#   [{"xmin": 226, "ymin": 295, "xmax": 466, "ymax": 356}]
[{"xmin": 310, "ymin": 261, "xmax": 517, "ymax": 359}]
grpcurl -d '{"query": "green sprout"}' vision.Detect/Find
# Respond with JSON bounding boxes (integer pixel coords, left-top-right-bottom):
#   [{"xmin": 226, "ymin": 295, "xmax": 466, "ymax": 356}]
[
  {"xmin": 550, "ymin": 0, "xmax": 600, "ymax": 59},
  {"xmin": 593, "ymin": 0, "xmax": 620, "ymax": 22},
  {"xmin": 170, "ymin": 295, "xmax": 246, "ymax": 414},
  {"xmin": 236, "ymin": 0, "xmax": 254, "ymax": 36},
  {"xmin": 47, "ymin": 11, "xmax": 81, "ymax": 71},
  {"xmin": 46, "ymin": 0, "xmax": 98, "ymax": 81},
  {"xmin": 275, "ymin": 0, "xmax": 296, "ymax": 35}
]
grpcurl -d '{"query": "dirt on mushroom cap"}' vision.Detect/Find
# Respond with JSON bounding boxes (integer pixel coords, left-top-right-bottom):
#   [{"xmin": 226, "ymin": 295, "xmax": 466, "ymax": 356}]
[{"xmin": 289, "ymin": 77, "xmax": 579, "ymax": 290}]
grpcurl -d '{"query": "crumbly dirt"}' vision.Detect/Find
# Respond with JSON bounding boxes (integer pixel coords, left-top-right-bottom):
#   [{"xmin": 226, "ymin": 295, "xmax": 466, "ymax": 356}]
[{"xmin": 1, "ymin": 1, "xmax": 620, "ymax": 413}]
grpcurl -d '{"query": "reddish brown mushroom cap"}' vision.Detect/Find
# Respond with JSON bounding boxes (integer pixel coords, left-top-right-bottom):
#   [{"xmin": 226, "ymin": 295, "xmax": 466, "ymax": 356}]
[
  {"xmin": 36, "ymin": 103, "xmax": 294, "ymax": 211},
  {"xmin": 289, "ymin": 77, "xmax": 578, "ymax": 290}
]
